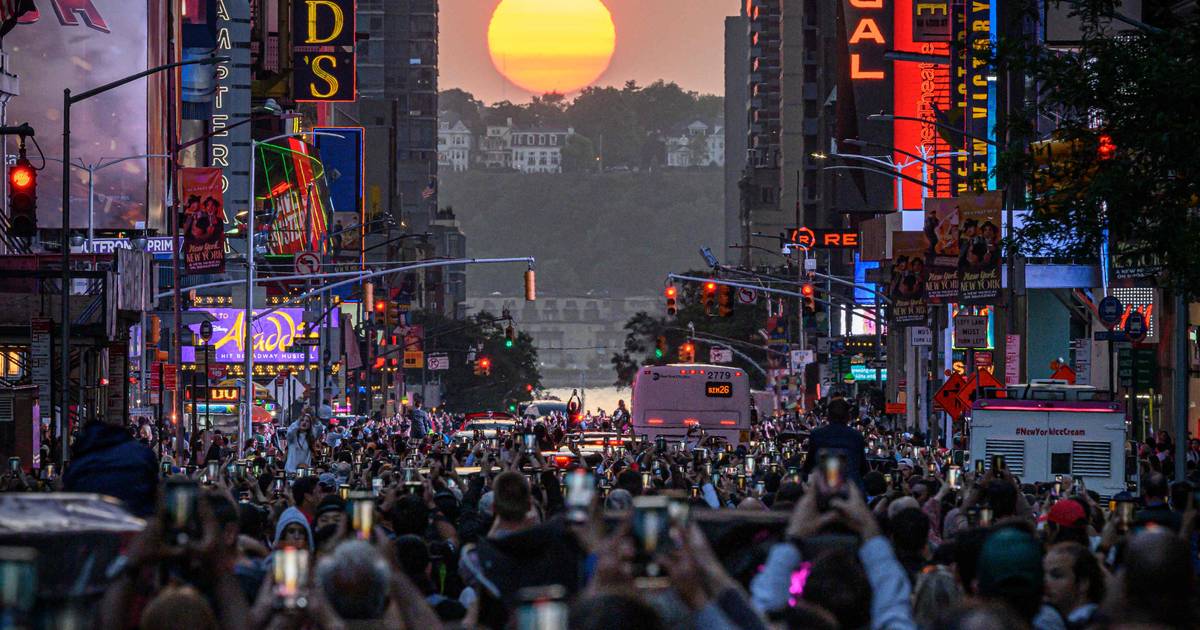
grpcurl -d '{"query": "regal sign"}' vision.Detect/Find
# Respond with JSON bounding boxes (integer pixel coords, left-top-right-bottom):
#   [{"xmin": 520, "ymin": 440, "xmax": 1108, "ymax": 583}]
[
  {"xmin": 788, "ymin": 228, "xmax": 861, "ymax": 249},
  {"xmin": 292, "ymin": 0, "xmax": 357, "ymax": 102}
]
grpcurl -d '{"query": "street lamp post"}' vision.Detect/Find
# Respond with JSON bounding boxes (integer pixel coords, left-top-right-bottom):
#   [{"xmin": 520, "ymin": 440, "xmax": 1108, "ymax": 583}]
[
  {"xmin": 59, "ymin": 55, "xmax": 227, "ymax": 464},
  {"xmin": 42, "ymin": 154, "xmax": 171, "ymax": 250}
]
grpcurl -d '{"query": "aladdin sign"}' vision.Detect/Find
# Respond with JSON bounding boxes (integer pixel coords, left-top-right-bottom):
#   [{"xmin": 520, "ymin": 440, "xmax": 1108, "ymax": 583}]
[{"xmin": 186, "ymin": 308, "xmax": 338, "ymax": 364}]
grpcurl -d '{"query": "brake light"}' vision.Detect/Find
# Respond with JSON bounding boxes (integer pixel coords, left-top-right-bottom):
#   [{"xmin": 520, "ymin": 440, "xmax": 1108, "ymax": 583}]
[
  {"xmin": 554, "ymin": 455, "xmax": 572, "ymax": 467},
  {"xmin": 647, "ymin": 418, "xmax": 664, "ymax": 425},
  {"xmin": 735, "ymin": 371, "xmax": 742, "ymax": 377},
  {"xmin": 683, "ymin": 418, "xmax": 699, "ymax": 426},
  {"xmin": 719, "ymin": 420, "xmax": 737, "ymax": 426},
  {"xmin": 680, "ymin": 369, "xmax": 687, "ymax": 375}
]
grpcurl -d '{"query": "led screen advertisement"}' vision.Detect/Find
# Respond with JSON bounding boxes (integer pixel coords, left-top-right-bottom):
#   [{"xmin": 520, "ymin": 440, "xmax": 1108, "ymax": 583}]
[
  {"xmin": 893, "ymin": 0, "xmax": 953, "ymax": 209},
  {"xmin": 185, "ymin": 307, "xmax": 339, "ymax": 364},
  {"xmin": 6, "ymin": 0, "xmax": 149, "ymax": 229},
  {"xmin": 256, "ymin": 138, "xmax": 332, "ymax": 255},
  {"xmin": 836, "ymin": 0, "xmax": 895, "ymax": 215}
]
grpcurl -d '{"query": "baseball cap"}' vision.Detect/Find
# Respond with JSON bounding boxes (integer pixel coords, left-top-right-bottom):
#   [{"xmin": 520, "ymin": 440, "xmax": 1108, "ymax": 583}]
[
  {"xmin": 1039, "ymin": 499, "xmax": 1086, "ymax": 528},
  {"xmin": 976, "ymin": 528, "xmax": 1043, "ymax": 593},
  {"xmin": 897, "ymin": 458, "xmax": 915, "ymax": 469},
  {"xmin": 318, "ymin": 472, "xmax": 337, "ymax": 489},
  {"xmin": 317, "ymin": 495, "xmax": 345, "ymax": 518}
]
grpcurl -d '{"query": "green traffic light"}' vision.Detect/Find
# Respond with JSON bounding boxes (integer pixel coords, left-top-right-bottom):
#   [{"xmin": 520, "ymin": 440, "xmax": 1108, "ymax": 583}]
[
  {"xmin": 505, "ymin": 339, "xmax": 514, "ymax": 348},
  {"xmin": 654, "ymin": 348, "xmax": 664, "ymax": 359},
  {"xmin": 508, "ymin": 404, "xmax": 516, "ymax": 412}
]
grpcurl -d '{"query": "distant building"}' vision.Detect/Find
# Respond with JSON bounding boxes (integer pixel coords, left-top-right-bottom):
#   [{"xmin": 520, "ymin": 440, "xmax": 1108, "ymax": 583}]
[
  {"xmin": 438, "ymin": 111, "xmax": 472, "ymax": 172},
  {"xmin": 510, "ymin": 125, "xmax": 574, "ymax": 174},
  {"xmin": 664, "ymin": 120, "xmax": 725, "ymax": 168},
  {"xmin": 479, "ymin": 118, "xmax": 514, "ymax": 169}
]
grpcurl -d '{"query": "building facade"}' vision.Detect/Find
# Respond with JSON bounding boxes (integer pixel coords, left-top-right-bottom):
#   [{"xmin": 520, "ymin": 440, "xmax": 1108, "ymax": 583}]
[
  {"xmin": 510, "ymin": 126, "xmax": 574, "ymax": 174},
  {"xmin": 664, "ymin": 120, "xmax": 725, "ymax": 168},
  {"xmin": 438, "ymin": 112, "xmax": 472, "ymax": 173}
]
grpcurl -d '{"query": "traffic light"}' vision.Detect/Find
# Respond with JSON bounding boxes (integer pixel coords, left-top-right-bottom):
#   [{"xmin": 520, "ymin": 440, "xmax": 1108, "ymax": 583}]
[
  {"xmin": 801, "ymin": 283, "xmax": 816, "ymax": 314},
  {"xmin": 664, "ymin": 285, "xmax": 678, "ymax": 317},
  {"xmin": 702, "ymin": 281, "xmax": 717, "ymax": 316},
  {"xmin": 373, "ymin": 299, "xmax": 386, "ymax": 318},
  {"xmin": 1097, "ymin": 133, "xmax": 1116, "ymax": 161},
  {"xmin": 8, "ymin": 155, "xmax": 36, "ymax": 238},
  {"xmin": 387, "ymin": 302, "xmax": 400, "ymax": 326},
  {"xmin": 717, "ymin": 284, "xmax": 733, "ymax": 317},
  {"xmin": 655, "ymin": 335, "xmax": 667, "ymax": 360},
  {"xmin": 474, "ymin": 356, "xmax": 491, "ymax": 376},
  {"xmin": 679, "ymin": 342, "xmax": 695, "ymax": 363},
  {"xmin": 504, "ymin": 324, "xmax": 516, "ymax": 348}
]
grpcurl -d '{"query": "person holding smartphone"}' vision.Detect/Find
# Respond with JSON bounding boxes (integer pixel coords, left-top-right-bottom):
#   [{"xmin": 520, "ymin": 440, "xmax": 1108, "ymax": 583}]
[
  {"xmin": 284, "ymin": 412, "xmax": 325, "ymax": 473},
  {"xmin": 802, "ymin": 399, "xmax": 868, "ymax": 492}
]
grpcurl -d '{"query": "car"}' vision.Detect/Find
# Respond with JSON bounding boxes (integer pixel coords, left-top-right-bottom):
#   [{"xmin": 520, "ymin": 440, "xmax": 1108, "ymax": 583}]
[
  {"xmin": 521, "ymin": 400, "xmax": 569, "ymax": 419},
  {"xmin": 453, "ymin": 412, "xmax": 520, "ymax": 443}
]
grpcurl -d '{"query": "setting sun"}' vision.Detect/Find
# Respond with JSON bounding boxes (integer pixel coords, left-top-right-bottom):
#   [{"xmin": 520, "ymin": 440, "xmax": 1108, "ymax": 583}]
[{"xmin": 487, "ymin": 0, "xmax": 616, "ymax": 95}]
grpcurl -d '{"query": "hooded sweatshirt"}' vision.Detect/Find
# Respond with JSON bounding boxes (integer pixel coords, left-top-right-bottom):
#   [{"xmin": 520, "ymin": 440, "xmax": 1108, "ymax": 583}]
[
  {"xmin": 62, "ymin": 422, "xmax": 158, "ymax": 517},
  {"xmin": 274, "ymin": 506, "xmax": 315, "ymax": 551}
]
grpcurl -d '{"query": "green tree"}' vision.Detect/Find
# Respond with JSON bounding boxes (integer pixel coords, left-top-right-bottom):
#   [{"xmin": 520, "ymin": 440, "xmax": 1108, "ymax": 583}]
[
  {"xmin": 566, "ymin": 86, "xmax": 644, "ymax": 168},
  {"xmin": 439, "ymin": 88, "xmax": 485, "ymax": 135},
  {"xmin": 997, "ymin": 2, "xmax": 1200, "ymax": 294},
  {"xmin": 688, "ymin": 133, "xmax": 710, "ymax": 167},
  {"xmin": 410, "ymin": 311, "xmax": 542, "ymax": 413},
  {"xmin": 561, "ymin": 133, "xmax": 598, "ymax": 173}
]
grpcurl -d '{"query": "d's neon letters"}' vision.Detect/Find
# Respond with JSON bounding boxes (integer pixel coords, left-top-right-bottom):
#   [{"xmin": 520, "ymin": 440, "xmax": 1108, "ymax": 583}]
[{"xmin": 305, "ymin": 0, "xmax": 344, "ymax": 44}]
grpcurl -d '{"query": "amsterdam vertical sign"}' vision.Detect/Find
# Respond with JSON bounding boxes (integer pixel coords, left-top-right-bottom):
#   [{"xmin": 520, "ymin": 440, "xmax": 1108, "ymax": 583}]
[
  {"xmin": 213, "ymin": 0, "xmax": 252, "ymax": 234},
  {"xmin": 293, "ymin": 0, "xmax": 357, "ymax": 102}
]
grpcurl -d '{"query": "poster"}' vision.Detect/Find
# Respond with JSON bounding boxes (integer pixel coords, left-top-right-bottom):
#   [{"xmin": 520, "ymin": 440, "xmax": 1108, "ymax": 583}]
[
  {"xmin": 181, "ymin": 167, "xmax": 226, "ymax": 274},
  {"xmin": 889, "ymin": 231, "xmax": 930, "ymax": 326},
  {"xmin": 923, "ymin": 197, "xmax": 960, "ymax": 301},
  {"xmin": 956, "ymin": 192, "xmax": 1003, "ymax": 303}
]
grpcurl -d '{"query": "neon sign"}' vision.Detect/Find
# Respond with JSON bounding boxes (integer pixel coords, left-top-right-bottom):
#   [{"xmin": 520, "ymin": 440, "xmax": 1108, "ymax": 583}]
[{"xmin": 848, "ymin": 0, "xmax": 889, "ymax": 80}]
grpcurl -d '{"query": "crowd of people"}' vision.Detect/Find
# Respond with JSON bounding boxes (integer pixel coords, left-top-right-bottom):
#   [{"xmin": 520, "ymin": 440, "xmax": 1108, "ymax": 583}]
[{"xmin": 2, "ymin": 395, "xmax": 1199, "ymax": 629}]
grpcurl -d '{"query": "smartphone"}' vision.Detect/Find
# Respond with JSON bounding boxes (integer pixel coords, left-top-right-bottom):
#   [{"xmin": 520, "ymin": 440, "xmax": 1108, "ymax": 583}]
[
  {"xmin": 565, "ymin": 470, "xmax": 595, "ymax": 523},
  {"xmin": 978, "ymin": 506, "xmax": 994, "ymax": 527},
  {"xmin": 641, "ymin": 471, "xmax": 652, "ymax": 490},
  {"xmin": 990, "ymin": 454, "xmax": 1006, "ymax": 472},
  {"xmin": 206, "ymin": 461, "xmax": 220, "ymax": 483},
  {"xmin": 690, "ymin": 485, "xmax": 700, "ymax": 498},
  {"xmin": 947, "ymin": 465, "xmax": 962, "ymax": 490},
  {"xmin": 371, "ymin": 478, "xmax": 383, "ymax": 496},
  {"xmin": 159, "ymin": 461, "xmax": 171, "ymax": 475},
  {"xmin": 632, "ymin": 496, "xmax": 673, "ymax": 580},
  {"xmin": 1116, "ymin": 501, "xmax": 1135, "ymax": 532},
  {"xmin": 754, "ymin": 480, "xmax": 766, "ymax": 495},
  {"xmin": 272, "ymin": 547, "xmax": 311, "ymax": 609},
  {"xmin": 516, "ymin": 585, "xmax": 568, "ymax": 630},
  {"xmin": 655, "ymin": 436, "xmax": 666, "ymax": 454},
  {"xmin": 163, "ymin": 478, "xmax": 201, "ymax": 546},
  {"xmin": 234, "ymin": 461, "xmax": 247, "ymax": 480},
  {"xmin": 272, "ymin": 477, "xmax": 285, "ymax": 494},
  {"xmin": 819, "ymin": 450, "xmax": 845, "ymax": 490},
  {"xmin": 693, "ymin": 448, "xmax": 708, "ymax": 465},
  {"xmin": 523, "ymin": 433, "xmax": 538, "ymax": 454},
  {"xmin": 1053, "ymin": 475, "xmax": 1063, "ymax": 496},
  {"xmin": 348, "ymin": 492, "xmax": 374, "ymax": 541},
  {"xmin": 338, "ymin": 484, "xmax": 351, "ymax": 501},
  {"xmin": 974, "ymin": 459, "xmax": 985, "ymax": 475},
  {"xmin": 746, "ymin": 456, "xmax": 757, "ymax": 476},
  {"xmin": 736, "ymin": 474, "xmax": 747, "ymax": 492},
  {"xmin": 8, "ymin": 457, "xmax": 20, "ymax": 473},
  {"xmin": 926, "ymin": 462, "xmax": 937, "ymax": 475},
  {"xmin": 0, "ymin": 546, "xmax": 38, "ymax": 622}
]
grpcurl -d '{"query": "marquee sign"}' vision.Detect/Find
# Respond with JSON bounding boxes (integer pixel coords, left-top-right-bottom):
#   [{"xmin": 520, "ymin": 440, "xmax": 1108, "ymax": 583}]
[
  {"xmin": 292, "ymin": 0, "xmax": 356, "ymax": 102},
  {"xmin": 788, "ymin": 227, "xmax": 861, "ymax": 249}
]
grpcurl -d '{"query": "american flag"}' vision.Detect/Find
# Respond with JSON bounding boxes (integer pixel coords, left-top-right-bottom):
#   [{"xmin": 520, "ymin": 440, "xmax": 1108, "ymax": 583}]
[{"xmin": 421, "ymin": 178, "xmax": 437, "ymax": 200}]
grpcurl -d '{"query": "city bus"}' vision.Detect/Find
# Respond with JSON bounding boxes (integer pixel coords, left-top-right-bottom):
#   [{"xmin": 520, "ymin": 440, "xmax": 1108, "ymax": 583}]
[{"xmin": 631, "ymin": 364, "xmax": 751, "ymax": 445}]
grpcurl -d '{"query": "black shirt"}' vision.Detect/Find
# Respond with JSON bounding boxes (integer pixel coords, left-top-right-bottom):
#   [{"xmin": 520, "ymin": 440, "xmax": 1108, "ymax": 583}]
[{"xmin": 802, "ymin": 422, "xmax": 868, "ymax": 489}]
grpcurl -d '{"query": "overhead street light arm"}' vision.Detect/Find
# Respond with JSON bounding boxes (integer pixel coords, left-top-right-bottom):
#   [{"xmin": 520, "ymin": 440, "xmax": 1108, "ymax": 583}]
[
  {"xmin": 843, "ymin": 139, "xmax": 957, "ymax": 177},
  {"xmin": 667, "ymin": 273, "xmax": 883, "ymax": 324},
  {"xmin": 822, "ymin": 165, "xmax": 934, "ymax": 190},
  {"xmin": 869, "ymin": 112, "xmax": 1000, "ymax": 148},
  {"xmin": 72, "ymin": 55, "xmax": 229, "ymax": 104}
]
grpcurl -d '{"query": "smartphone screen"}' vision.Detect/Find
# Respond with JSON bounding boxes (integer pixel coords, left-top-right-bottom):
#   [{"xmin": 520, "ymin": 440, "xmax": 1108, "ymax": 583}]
[
  {"xmin": 974, "ymin": 459, "xmax": 985, "ymax": 475},
  {"xmin": 0, "ymin": 546, "xmax": 38, "ymax": 620},
  {"xmin": 523, "ymin": 433, "xmax": 537, "ymax": 452},
  {"xmin": 163, "ymin": 478, "xmax": 201, "ymax": 546},
  {"xmin": 565, "ymin": 470, "xmax": 595, "ymax": 522},
  {"xmin": 990, "ymin": 454, "xmax": 1006, "ymax": 472},
  {"xmin": 350, "ymin": 495, "xmax": 374, "ymax": 541},
  {"xmin": 632, "ymin": 496, "xmax": 673, "ymax": 579},
  {"xmin": 272, "ymin": 548, "xmax": 311, "ymax": 609},
  {"xmin": 947, "ymin": 466, "xmax": 962, "ymax": 490},
  {"xmin": 820, "ymin": 451, "xmax": 845, "ymax": 489},
  {"xmin": 371, "ymin": 478, "xmax": 383, "ymax": 496},
  {"xmin": 516, "ymin": 586, "xmax": 568, "ymax": 630}
]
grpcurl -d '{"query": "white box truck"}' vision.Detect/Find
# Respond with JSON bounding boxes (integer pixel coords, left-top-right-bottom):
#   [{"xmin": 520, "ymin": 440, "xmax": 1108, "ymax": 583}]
[{"xmin": 969, "ymin": 381, "xmax": 1127, "ymax": 498}]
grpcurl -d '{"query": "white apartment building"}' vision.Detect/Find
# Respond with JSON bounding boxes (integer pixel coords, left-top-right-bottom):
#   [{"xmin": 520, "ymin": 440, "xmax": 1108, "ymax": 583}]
[{"xmin": 510, "ymin": 126, "xmax": 574, "ymax": 174}]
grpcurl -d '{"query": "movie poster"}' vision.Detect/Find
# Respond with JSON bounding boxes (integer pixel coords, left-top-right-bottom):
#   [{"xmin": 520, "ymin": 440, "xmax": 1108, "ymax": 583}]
[
  {"xmin": 956, "ymin": 192, "xmax": 1003, "ymax": 303},
  {"xmin": 889, "ymin": 231, "xmax": 930, "ymax": 326},
  {"xmin": 923, "ymin": 197, "xmax": 960, "ymax": 302},
  {"xmin": 181, "ymin": 168, "xmax": 226, "ymax": 274}
]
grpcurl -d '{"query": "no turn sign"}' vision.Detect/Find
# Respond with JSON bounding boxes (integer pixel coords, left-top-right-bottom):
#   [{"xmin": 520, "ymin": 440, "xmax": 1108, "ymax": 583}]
[
  {"xmin": 295, "ymin": 251, "xmax": 321, "ymax": 276},
  {"xmin": 736, "ymin": 287, "xmax": 757, "ymax": 305}
]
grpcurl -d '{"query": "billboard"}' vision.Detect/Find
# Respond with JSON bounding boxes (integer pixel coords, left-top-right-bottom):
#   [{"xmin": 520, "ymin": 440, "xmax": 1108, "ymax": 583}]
[
  {"xmin": 894, "ymin": 0, "xmax": 953, "ymax": 209},
  {"xmin": 952, "ymin": 0, "xmax": 993, "ymax": 194},
  {"xmin": 180, "ymin": 167, "xmax": 226, "ymax": 274},
  {"xmin": 6, "ymin": 0, "xmax": 149, "ymax": 229},
  {"xmin": 258, "ymin": 138, "xmax": 331, "ymax": 254},
  {"xmin": 955, "ymin": 192, "xmax": 1003, "ymax": 304},
  {"xmin": 185, "ymin": 307, "xmax": 339, "ymax": 364},
  {"xmin": 292, "ymin": 0, "xmax": 356, "ymax": 102},
  {"xmin": 834, "ymin": 0, "xmax": 895, "ymax": 215},
  {"xmin": 889, "ymin": 231, "xmax": 929, "ymax": 326},
  {"xmin": 212, "ymin": 0, "xmax": 253, "ymax": 234},
  {"xmin": 312, "ymin": 127, "xmax": 364, "ymax": 216}
]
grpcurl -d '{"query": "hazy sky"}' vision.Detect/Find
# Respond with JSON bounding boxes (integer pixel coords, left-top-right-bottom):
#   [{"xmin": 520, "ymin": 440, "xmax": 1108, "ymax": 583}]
[{"xmin": 439, "ymin": 0, "xmax": 732, "ymax": 104}]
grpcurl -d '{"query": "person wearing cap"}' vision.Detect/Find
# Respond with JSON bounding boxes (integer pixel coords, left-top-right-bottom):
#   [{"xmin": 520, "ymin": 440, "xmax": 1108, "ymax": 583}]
[
  {"xmin": 896, "ymin": 458, "xmax": 916, "ymax": 482},
  {"xmin": 1039, "ymin": 499, "xmax": 1090, "ymax": 547},
  {"xmin": 975, "ymin": 526, "xmax": 1067, "ymax": 630},
  {"xmin": 316, "ymin": 495, "xmax": 347, "ymax": 530}
]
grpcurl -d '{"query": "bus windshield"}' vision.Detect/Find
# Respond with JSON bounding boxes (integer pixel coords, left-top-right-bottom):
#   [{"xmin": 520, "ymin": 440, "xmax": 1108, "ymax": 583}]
[{"xmin": 630, "ymin": 364, "xmax": 750, "ymax": 443}]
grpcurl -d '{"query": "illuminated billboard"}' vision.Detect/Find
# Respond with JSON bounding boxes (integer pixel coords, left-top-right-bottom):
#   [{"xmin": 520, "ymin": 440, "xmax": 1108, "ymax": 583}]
[
  {"xmin": 255, "ymin": 138, "xmax": 332, "ymax": 254},
  {"xmin": 292, "ymin": 0, "xmax": 357, "ymax": 102},
  {"xmin": 185, "ymin": 307, "xmax": 339, "ymax": 364},
  {"xmin": 894, "ymin": 0, "xmax": 953, "ymax": 209},
  {"xmin": 6, "ymin": 0, "xmax": 149, "ymax": 229},
  {"xmin": 836, "ymin": 0, "xmax": 895, "ymax": 214}
]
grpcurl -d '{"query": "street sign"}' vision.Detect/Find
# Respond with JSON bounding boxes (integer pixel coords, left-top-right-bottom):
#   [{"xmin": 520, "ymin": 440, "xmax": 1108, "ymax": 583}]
[
  {"xmin": 700, "ymin": 247, "xmax": 720, "ymax": 269},
  {"xmin": 933, "ymin": 373, "xmax": 969, "ymax": 421},
  {"xmin": 816, "ymin": 337, "xmax": 831, "ymax": 353},
  {"xmin": 1094, "ymin": 330, "xmax": 1129, "ymax": 342},
  {"xmin": 150, "ymin": 362, "xmax": 162, "ymax": 390},
  {"xmin": 163, "ymin": 364, "xmax": 177, "ymax": 390},
  {"xmin": 209, "ymin": 366, "xmax": 226, "ymax": 380},
  {"xmin": 954, "ymin": 315, "xmax": 989, "ymax": 348},
  {"xmin": 830, "ymin": 339, "xmax": 846, "ymax": 355},
  {"xmin": 910, "ymin": 327, "xmax": 933, "ymax": 346},
  {"xmin": 427, "ymin": 353, "xmax": 449, "ymax": 371},
  {"xmin": 710, "ymin": 347, "xmax": 733, "ymax": 363},
  {"xmin": 295, "ymin": 251, "xmax": 321, "ymax": 275},
  {"xmin": 1125, "ymin": 311, "xmax": 1148, "ymax": 343},
  {"xmin": 403, "ymin": 351, "xmax": 424, "ymax": 369},
  {"xmin": 866, "ymin": 358, "xmax": 888, "ymax": 370},
  {"xmin": 199, "ymin": 320, "xmax": 213, "ymax": 343},
  {"xmin": 1098, "ymin": 296, "xmax": 1123, "ymax": 329},
  {"xmin": 885, "ymin": 402, "xmax": 906, "ymax": 415},
  {"xmin": 790, "ymin": 349, "xmax": 814, "ymax": 370},
  {"xmin": 736, "ymin": 287, "xmax": 757, "ymax": 305}
]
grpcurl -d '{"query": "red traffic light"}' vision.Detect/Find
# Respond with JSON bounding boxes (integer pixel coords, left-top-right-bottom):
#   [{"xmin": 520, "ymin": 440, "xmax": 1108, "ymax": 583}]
[
  {"xmin": 801, "ymin": 283, "xmax": 815, "ymax": 298},
  {"xmin": 479, "ymin": 357, "xmax": 491, "ymax": 369},
  {"xmin": 704, "ymin": 281, "xmax": 717, "ymax": 293},
  {"xmin": 664, "ymin": 286, "xmax": 677, "ymax": 298},
  {"xmin": 1097, "ymin": 133, "xmax": 1116, "ymax": 160},
  {"xmin": 9, "ymin": 163, "xmax": 33, "ymax": 190},
  {"xmin": 374, "ymin": 300, "xmax": 386, "ymax": 313},
  {"xmin": 525, "ymin": 383, "xmax": 534, "ymax": 392}
]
